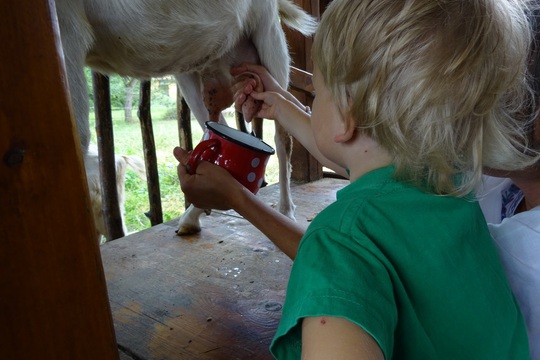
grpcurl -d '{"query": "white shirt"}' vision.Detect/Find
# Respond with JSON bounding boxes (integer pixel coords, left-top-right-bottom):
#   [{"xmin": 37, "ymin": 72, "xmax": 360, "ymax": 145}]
[
  {"xmin": 489, "ymin": 207, "xmax": 540, "ymax": 359},
  {"xmin": 477, "ymin": 177, "xmax": 514, "ymax": 223},
  {"xmin": 478, "ymin": 176, "xmax": 540, "ymax": 359}
]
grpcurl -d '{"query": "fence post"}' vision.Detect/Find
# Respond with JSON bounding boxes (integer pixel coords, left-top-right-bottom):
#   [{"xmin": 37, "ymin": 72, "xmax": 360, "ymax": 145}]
[
  {"xmin": 138, "ymin": 80, "xmax": 163, "ymax": 225},
  {"xmin": 93, "ymin": 71, "xmax": 126, "ymax": 240}
]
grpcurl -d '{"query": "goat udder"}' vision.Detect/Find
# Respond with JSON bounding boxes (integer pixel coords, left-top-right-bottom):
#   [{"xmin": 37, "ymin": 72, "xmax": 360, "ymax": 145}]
[{"xmin": 203, "ymin": 82, "xmax": 233, "ymax": 122}]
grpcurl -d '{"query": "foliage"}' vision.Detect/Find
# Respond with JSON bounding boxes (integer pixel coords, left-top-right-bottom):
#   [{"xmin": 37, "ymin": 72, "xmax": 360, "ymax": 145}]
[
  {"xmin": 150, "ymin": 77, "xmax": 177, "ymax": 110},
  {"xmin": 84, "ymin": 68, "xmax": 139, "ymax": 109},
  {"xmin": 84, "ymin": 68, "xmax": 176, "ymax": 110}
]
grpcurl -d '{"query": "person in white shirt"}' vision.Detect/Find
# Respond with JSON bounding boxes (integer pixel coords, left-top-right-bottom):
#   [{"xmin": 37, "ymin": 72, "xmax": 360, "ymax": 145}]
[{"xmin": 478, "ymin": 15, "xmax": 540, "ymax": 353}]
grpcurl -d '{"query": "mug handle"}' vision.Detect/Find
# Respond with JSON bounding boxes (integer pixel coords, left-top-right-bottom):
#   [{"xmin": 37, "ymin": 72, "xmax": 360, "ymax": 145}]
[{"xmin": 186, "ymin": 139, "xmax": 220, "ymax": 174}]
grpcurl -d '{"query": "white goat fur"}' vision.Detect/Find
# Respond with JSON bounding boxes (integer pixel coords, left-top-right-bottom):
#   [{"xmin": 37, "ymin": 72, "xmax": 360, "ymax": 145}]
[
  {"xmin": 55, "ymin": 0, "xmax": 317, "ymax": 235},
  {"xmin": 84, "ymin": 145, "xmax": 146, "ymax": 243}
]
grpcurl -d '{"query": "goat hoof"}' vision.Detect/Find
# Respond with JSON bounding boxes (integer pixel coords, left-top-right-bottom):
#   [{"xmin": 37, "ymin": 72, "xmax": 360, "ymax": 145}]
[
  {"xmin": 279, "ymin": 203, "xmax": 297, "ymax": 221},
  {"xmin": 176, "ymin": 224, "xmax": 202, "ymax": 236}
]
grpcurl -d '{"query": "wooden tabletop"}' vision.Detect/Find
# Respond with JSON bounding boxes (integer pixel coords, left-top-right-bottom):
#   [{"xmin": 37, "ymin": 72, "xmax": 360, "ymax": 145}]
[{"xmin": 101, "ymin": 178, "xmax": 346, "ymax": 359}]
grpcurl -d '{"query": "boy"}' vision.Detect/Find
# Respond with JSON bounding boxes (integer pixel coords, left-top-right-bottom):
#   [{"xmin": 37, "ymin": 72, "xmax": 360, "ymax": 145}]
[{"xmin": 175, "ymin": 0, "xmax": 539, "ymax": 358}]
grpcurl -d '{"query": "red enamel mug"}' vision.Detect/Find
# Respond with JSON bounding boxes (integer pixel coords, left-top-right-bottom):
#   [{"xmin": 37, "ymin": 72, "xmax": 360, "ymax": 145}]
[{"xmin": 186, "ymin": 122, "xmax": 275, "ymax": 194}]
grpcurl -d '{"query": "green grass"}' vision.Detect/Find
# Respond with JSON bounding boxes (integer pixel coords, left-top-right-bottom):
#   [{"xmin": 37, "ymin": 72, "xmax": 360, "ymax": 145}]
[{"xmin": 89, "ymin": 106, "xmax": 278, "ymax": 233}]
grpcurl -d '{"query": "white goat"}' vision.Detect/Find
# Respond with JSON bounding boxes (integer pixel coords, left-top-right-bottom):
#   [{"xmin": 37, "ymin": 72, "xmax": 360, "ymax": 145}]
[
  {"xmin": 55, "ymin": 0, "xmax": 317, "ymax": 235},
  {"xmin": 84, "ymin": 145, "xmax": 146, "ymax": 243}
]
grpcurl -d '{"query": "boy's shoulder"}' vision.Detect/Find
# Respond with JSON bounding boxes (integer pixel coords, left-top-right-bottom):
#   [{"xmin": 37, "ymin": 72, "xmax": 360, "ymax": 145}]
[{"xmin": 309, "ymin": 166, "xmax": 483, "ymax": 241}]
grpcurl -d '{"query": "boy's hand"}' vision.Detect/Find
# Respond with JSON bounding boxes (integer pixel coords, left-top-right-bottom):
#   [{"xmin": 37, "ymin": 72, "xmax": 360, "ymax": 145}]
[
  {"xmin": 231, "ymin": 64, "xmax": 283, "ymax": 92},
  {"xmin": 247, "ymin": 91, "xmax": 288, "ymax": 121},
  {"xmin": 174, "ymin": 147, "xmax": 244, "ymax": 211},
  {"xmin": 231, "ymin": 63, "xmax": 308, "ymax": 121},
  {"xmin": 231, "ymin": 72, "xmax": 264, "ymax": 122},
  {"xmin": 231, "ymin": 64, "xmax": 285, "ymax": 117}
]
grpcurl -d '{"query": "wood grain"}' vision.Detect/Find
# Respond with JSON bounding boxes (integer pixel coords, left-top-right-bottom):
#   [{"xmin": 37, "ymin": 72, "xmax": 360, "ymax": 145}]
[
  {"xmin": 0, "ymin": 0, "xmax": 118, "ymax": 358},
  {"xmin": 102, "ymin": 178, "xmax": 346, "ymax": 359}
]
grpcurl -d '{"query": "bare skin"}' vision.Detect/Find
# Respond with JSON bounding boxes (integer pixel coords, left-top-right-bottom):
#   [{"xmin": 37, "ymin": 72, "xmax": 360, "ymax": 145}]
[{"xmin": 302, "ymin": 317, "xmax": 384, "ymax": 360}]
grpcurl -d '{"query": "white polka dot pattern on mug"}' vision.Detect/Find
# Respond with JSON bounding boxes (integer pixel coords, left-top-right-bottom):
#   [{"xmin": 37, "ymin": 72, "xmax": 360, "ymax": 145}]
[
  {"xmin": 248, "ymin": 157, "xmax": 261, "ymax": 185},
  {"xmin": 247, "ymin": 172, "xmax": 256, "ymax": 183}
]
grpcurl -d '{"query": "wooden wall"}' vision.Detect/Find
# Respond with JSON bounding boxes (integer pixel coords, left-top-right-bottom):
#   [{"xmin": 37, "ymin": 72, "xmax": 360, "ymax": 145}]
[{"xmin": 0, "ymin": 0, "xmax": 119, "ymax": 358}]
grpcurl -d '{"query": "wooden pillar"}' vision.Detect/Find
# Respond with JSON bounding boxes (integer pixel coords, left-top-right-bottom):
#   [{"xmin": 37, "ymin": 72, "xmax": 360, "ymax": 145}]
[
  {"xmin": 92, "ymin": 72, "xmax": 125, "ymax": 240},
  {"xmin": 138, "ymin": 80, "xmax": 163, "ymax": 226},
  {"xmin": 319, "ymin": 0, "xmax": 332, "ymax": 12},
  {"xmin": 177, "ymin": 91, "xmax": 194, "ymax": 152},
  {"xmin": 0, "ymin": 0, "xmax": 119, "ymax": 358},
  {"xmin": 286, "ymin": 0, "xmax": 323, "ymax": 182}
]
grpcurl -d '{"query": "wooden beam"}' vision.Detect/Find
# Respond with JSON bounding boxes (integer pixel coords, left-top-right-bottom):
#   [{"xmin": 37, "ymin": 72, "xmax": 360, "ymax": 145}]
[
  {"xmin": 289, "ymin": 66, "xmax": 315, "ymax": 96},
  {"xmin": 0, "ymin": 0, "xmax": 119, "ymax": 358}
]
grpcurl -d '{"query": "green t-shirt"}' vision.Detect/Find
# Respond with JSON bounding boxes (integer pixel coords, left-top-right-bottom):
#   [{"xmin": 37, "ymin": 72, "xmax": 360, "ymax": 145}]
[{"xmin": 270, "ymin": 166, "xmax": 529, "ymax": 359}]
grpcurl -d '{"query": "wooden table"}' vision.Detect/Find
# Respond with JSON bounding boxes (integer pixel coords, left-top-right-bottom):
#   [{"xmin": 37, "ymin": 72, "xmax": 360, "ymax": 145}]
[{"xmin": 101, "ymin": 178, "xmax": 346, "ymax": 359}]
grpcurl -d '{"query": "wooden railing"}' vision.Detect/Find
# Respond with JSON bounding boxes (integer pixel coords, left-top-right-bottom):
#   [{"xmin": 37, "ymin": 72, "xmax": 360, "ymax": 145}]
[{"xmin": 289, "ymin": 66, "xmax": 315, "ymax": 96}]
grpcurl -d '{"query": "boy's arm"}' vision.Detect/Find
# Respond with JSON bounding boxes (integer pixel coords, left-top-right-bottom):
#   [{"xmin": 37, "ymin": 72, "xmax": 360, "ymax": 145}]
[
  {"xmin": 302, "ymin": 316, "xmax": 384, "ymax": 360},
  {"xmin": 232, "ymin": 64, "xmax": 348, "ymax": 178},
  {"xmin": 230, "ymin": 184, "xmax": 304, "ymax": 260},
  {"xmin": 251, "ymin": 90, "xmax": 349, "ymax": 178}
]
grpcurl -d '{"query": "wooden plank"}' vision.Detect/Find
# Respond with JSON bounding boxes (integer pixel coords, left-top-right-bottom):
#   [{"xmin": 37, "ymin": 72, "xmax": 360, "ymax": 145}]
[
  {"xmin": 289, "ymin": 66, "xmax": 315, "ymax": 96},
  {"xmin": 0, "ymin": 0, "xmax": 119, "ymax": 358},
  {"xmin": 101, "ymin": 178, "xmax": 346, "ymax": 359}
]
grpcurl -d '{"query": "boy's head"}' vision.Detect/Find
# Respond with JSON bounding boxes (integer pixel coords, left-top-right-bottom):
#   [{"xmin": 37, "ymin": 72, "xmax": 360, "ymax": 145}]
[
  {"xmin": 313, "ymin": 0, "xmax": 538, "ymax": 195},
  {"xmin": 488, "ymin": 2, "xmax": 540, "ymax": 180}
]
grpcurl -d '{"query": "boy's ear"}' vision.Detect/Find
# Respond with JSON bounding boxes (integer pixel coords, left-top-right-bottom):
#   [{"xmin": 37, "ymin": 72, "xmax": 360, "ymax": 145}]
[{"xmin": 334, "ymin": 114, "xmax": 356, "ymax": 143}]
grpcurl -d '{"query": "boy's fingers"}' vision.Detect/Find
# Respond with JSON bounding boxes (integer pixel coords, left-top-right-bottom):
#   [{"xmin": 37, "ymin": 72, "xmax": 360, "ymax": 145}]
[
  {"xmin": 249, "ymin": 91, "xmax": 265, "ymax": 101},
  {"xmin": 173, "ymin": 147, "xmax": 191, "ymax": 166},
  {"xmin": 234, "ymin": 93, "xmax": 247, "ymax": 113}
]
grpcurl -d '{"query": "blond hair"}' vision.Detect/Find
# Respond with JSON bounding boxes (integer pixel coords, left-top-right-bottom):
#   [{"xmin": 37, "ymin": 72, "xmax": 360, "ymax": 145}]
[{"xmin": 313, "ymin": 0, "xmax": 540, "ymax": 196}]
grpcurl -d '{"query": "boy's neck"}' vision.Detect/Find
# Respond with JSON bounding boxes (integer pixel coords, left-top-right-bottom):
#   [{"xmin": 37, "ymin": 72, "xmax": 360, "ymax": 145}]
[{"xmin": 345, "ymin": 136, "xmax": 393, "ymax": 182}]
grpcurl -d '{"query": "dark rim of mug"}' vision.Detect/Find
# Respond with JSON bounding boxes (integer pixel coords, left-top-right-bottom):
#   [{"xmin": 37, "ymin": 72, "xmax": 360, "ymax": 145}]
[{"xmin": 205, "ymin": 121, "xmax": 275, "ymax": 155}]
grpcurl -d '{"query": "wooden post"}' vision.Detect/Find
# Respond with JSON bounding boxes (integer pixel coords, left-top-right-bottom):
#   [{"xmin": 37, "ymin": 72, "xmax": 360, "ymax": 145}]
[
  {"xmin": 0, "ymin": 0, "xmax": 119, "ymax": 358},
  {"xmin": 138, "ymin": 80, "xmax": 163, "ymax": 226},
  {"xmin": 177, "ymin": 91, "xmax": 194, "ymax": 152},
  {"xmin": 177, "ymin": 90, "xmax": 194, "ymax": 210},
  {"xmin": 92, "ymin": 71, "xmax": 125, "ymax": 240}
]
